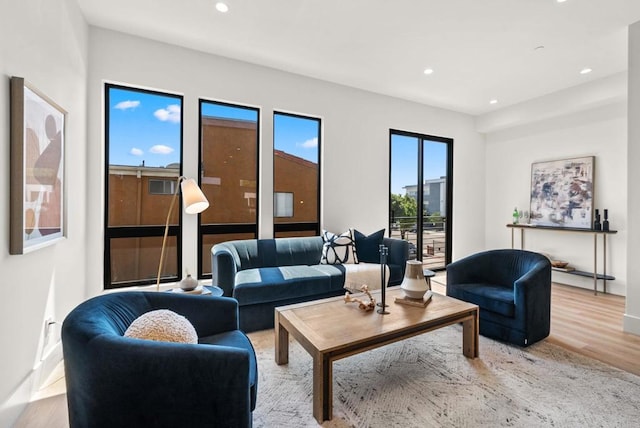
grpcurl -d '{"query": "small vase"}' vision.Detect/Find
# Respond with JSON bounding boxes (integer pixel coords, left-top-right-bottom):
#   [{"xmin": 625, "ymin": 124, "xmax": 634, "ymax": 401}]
[
  {"xmin": 400, "ymin": 260, "xmax": 428, "ymax": 299},
  {"xmin": 180, "ymin": 274, "xmax": 198, "ymax": 291}
]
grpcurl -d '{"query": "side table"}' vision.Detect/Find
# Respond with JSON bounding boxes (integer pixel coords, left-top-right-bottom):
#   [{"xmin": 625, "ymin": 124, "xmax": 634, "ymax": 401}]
[
  {"xmin": 204, "ymin": 285, "xmax": 224, "ymax": 296},
  {"xmin": 423, "ymin": 269, "xmax": 435, "ymax": 290},
  {"xmin": 167, "ymin": 285, "xmax": 224, "ymax": 296}
]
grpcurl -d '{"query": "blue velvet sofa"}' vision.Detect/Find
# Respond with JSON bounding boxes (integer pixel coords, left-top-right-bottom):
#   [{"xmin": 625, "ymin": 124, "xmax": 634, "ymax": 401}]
[
  {"xmin": 62, "ymin": 292, "xmax": 257, "ymax": 428},
  {"xmin": 211, "ymin": 235, "xmax": 409, "ymax": 332},
  {"xmin": 446, "ymin": 249, "xmax": 551, "ymax": 347}
]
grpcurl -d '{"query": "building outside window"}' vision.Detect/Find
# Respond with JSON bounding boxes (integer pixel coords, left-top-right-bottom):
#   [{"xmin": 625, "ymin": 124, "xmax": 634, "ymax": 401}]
[{"xmin": 198, "ymin": 100, "xmax": 259, "ymax": 277}]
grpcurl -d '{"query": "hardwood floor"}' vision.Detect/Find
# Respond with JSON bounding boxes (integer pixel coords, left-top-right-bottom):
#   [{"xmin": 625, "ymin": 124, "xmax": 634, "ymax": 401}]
[{"xmin": 14, "ymin": 278, "xmax": 640, "ymax": 427}]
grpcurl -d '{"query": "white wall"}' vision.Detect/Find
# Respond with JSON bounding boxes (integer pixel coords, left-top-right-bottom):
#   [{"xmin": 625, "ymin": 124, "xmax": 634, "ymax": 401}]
[
  {"xmin": 0, "ymin": 0, "xmax": 88, "ymax": 425},
  {"xmin": 626, "ymin": 21, "xmax": 640, "ymax": 334},
  {"xmin": 480, "ymin": 77, "xmax": 628, "ymax": 296},
  {"xmin": 85, "ymin": 28, "xmax": 487, "ymax": 297}
]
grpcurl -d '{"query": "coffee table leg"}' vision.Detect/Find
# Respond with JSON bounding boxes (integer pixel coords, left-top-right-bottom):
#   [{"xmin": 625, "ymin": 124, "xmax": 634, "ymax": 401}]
[
  {"xmin": 313, "ymin": 352, "xmax": 332, "ymax": 423},
  {"xmin": 462, "ymin": 309, "xmax": 479, "ymax": 358},
  {"xmin": 275, "ymin": 312, "xmax": 289, "ymax": 365}
]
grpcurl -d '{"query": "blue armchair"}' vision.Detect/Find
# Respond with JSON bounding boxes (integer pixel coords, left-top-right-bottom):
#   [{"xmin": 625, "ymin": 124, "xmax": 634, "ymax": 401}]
[
  {"xmin": 62, "ymin": 292, "xmax": 257, "ymax": 428},
  {"xmin": 446, "ymin": 249, "xmax": 551, "ymax": 347}
]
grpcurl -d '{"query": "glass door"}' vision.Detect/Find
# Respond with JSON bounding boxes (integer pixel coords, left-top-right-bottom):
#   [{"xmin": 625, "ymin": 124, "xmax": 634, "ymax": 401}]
[{"xmin": 389, "ymin": 130, "xmax": 452, "ymax": 270}]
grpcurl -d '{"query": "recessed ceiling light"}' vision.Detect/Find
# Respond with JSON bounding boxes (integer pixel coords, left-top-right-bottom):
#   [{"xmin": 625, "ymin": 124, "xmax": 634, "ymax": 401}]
[
  {"xmin": 489, "ymin": 99, "xmax": 498, "ymax": 105},
  {"xmin": 557, "ymin": 0, "xmax": 568, "ymax": 3},
  {"xmin": 216, "ymin": 2, "xmax": 229, "ymax": 13},
  {"xmin": 580, "ymin": 68, "xmax": 592, "ymax": 75},
  {"xmin": 423, "ymin": 68, "xmax": 434, "ymax": 75}
]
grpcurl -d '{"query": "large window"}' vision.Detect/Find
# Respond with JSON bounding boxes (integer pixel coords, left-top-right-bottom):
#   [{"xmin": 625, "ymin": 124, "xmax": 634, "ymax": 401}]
[
  {"xmin": 198, "ymin": 100, "xmax": 259, "ymax": 277},
  {"xmin": 273, "ymin": 112, "xmax": 321, "ymax": 237},
  {"xmin": 389, "ymin": 130, "xmax": 453, "ymax": 270},
  {"xmin": 104, "ymin": 84, "xmax": 183, "ymax": 288}
]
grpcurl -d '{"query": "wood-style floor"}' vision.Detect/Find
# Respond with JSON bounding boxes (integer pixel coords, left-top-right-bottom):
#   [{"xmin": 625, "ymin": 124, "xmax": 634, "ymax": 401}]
[{"xmin": 14, "ymin": 279, "xmax": 640, "ymax": 427}]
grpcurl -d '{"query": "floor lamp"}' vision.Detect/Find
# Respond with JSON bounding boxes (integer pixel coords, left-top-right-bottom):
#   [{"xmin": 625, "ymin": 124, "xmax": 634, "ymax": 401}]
[{"xmin": 156, "ymin": 176, "xmax": 209, "ymax": 291}]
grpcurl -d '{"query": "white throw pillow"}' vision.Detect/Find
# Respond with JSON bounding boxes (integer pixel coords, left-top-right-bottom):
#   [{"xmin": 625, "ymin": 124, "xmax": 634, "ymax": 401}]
[
  {"xmin": 124, "ymin": 309, "xmax": 198, "ymax": 344},
  {"xmin": 321, "ymin": 229, "xmax": 358, "ymax": 264}
]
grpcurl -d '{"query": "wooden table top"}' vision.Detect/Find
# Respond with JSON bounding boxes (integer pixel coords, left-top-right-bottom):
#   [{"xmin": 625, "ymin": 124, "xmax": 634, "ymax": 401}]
[{"xmin": 275, "ymin": 286, "xmax": 478, "ymax": 354}]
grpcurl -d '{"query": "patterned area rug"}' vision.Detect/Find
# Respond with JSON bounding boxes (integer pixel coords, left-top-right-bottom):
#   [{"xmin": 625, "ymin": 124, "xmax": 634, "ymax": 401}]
[{"xmin": 248, "ymin": 326, "xmax": 640, "ymax": 427}]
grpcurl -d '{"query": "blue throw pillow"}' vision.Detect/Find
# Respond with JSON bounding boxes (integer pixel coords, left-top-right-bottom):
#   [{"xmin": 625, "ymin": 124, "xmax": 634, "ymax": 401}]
[{"xmin": 353, "ymin": 229, "xmax": 385, "ymax": 263}]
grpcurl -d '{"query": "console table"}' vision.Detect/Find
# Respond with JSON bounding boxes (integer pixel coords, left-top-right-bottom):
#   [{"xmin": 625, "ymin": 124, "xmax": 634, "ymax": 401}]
[{"xmin": 507, "ymin": 224, "xmax": 617, "ymax": 295}]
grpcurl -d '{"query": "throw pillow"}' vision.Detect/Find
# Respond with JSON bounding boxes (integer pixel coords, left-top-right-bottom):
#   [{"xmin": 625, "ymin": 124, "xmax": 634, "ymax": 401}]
[
  {"xmin": 321, "ymin": 229, "xmax": 358, "ymax": 264},
  {"xmin": 353, "ymin": 228, "xmax": 386, "ymax": 263},
  {"xmin": 124, "ymin": 309, "xmax": 198, "ymax": 344}
]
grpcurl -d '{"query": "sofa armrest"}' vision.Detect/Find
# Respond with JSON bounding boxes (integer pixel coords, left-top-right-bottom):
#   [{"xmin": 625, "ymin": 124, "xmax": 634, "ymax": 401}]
[
  {"xmin": 383, "ymin": 237, "xmax": 409, "ymax": 267},
  {"xmin": 65, "ymin": 336, "xmax": 252, "ymax": 428},
  {"xmin": 514, "ymin": 259, "xmax": 552, "ymax": 323},
  {"xmin": 211, "ymin": 245, "xmax": 239, "ymax": 297},
  {"xmin": 446, "ymin": 252, "xmax": 488, "ymax": 286}
]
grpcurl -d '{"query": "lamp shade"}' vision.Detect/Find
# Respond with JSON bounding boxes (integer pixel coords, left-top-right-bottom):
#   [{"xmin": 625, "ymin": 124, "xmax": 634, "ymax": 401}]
[
  {"xmin": 180, "ymin": 178, "xmax": 209, "ymax": 214},
  {"xmin": 400, "ymin": 260, "xmax": 428, "ymax": 299}
]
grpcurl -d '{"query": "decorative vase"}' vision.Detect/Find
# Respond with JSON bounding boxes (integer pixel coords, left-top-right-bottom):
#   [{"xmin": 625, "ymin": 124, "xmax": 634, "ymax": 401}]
[
  {"xmin": 400, "ymin": 260, "xmax": 428, "ymax": 299},
  {"xmin": 180, "ymin": 274, "xmax": 198, "ymax": 291}
]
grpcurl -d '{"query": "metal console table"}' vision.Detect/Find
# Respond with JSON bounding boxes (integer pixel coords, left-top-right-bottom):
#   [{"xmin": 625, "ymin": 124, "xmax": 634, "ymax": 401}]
[{"xmin": 507, "ymin": 224, "xmax": 617, "ymax": 295}]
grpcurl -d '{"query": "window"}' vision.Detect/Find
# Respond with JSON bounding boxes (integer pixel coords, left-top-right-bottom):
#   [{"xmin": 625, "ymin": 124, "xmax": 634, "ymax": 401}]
[
  {"xmin": 273, "ymin": 112, "xmax": 321, "ymax": 238},
  {"xmin": 149, "ymin": 179, "xmax": 177, "ymax": 195},
  {"xmin": 274, "ymin": 192, "xmax": 294, "ymax": 217},
  {"xmin": 390, "ymin": 130, "xmax": 453, "ymax": 270},
  {"xmin": 104, "ymin": 84, "xmax": 183, "ymax": 288},
  {"xmin": 198, "ymin": 100, "xmax": 259, "ymax": 277}
]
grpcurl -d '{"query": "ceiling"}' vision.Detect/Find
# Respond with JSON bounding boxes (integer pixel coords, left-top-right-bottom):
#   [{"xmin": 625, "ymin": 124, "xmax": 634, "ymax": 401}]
[{"xmin": 76, "ymin": 0, "xmax": 640, "ymax": 115}]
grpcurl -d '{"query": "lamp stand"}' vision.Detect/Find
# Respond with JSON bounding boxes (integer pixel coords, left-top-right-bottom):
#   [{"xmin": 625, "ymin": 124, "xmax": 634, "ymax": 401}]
[{"xmin": 156, "ymin": 177, "xmax": 184, "ymax": 292}]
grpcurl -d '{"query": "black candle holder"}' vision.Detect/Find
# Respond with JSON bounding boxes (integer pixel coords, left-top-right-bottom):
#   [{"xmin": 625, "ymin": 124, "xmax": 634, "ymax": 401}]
[
  {"xmin": 377, "ymin": 244, "xmax": 389, "ymax": 314},
  {"xmin": 603, "ymin": 209, "xmax": 610, "ymax": 231}
]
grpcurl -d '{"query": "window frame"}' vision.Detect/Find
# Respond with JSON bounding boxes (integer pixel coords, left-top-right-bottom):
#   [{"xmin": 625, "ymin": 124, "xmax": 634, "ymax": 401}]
[
  {"xmin": 388, "ymin": 129, "xmax": 453, "ymax": 269},
  {"xmin": 273, "ymin": 111, "xmax": 322, "ymax": 237},
  {"xmin": 197, "ymin": 99, "xmax": 261, "ymax": 279},
  {"xmin": 103, "ymin": 83, "xmax": 184, "ymax": 289}
]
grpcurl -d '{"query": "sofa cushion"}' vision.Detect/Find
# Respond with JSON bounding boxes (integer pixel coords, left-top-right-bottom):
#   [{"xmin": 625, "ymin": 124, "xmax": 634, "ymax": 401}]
[
  {"xmin": 234, "ymin": 265, "xmax": 345, "ymax": 306},
  {"xmin": 449, "ymin": 283, "xmax": 515, "ymax": 317},
  {"xmin": 321, "ymin": 230, "xmax": 358, "ymax": 264},
  {"xmin": 353, "ymin": 229, "xmax": 385, "ymax": 263},
  {"xmin": 124, "ymin": 309, "xmax": 198, "ymax": 344}
]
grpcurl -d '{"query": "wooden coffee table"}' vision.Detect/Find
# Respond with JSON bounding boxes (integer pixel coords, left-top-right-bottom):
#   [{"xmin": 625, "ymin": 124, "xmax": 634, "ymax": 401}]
[{"xmin": 274, "ymin": 286, "xmax": 479, "ymax": 423}]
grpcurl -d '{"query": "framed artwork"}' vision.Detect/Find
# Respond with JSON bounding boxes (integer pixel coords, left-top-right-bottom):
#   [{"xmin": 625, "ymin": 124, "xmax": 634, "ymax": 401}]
[
  {"xmin": 10, "ymin": 77, "xmax": 67, "ymax": 254},
  {"xmin": 529, "ymin": 156, "xmax": 595, "ymax": 229}
]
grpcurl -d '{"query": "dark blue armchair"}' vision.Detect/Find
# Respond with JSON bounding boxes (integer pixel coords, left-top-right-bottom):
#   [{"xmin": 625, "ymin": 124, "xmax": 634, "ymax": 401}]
[
  {"xmin": 62, "ymin": 292, "xmax": 257, "ymax": 428},
  {"xmin": 446, "ymin": 249, "xmax": 551, "ymax": 347}
]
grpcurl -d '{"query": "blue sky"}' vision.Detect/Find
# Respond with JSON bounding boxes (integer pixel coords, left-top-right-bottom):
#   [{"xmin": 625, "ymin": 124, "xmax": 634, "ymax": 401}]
[
  {"xmin": 390, "ymin": 134, "xmax": 447, "ymax": 195},
  {"xmin": 109, "ymin": 87, "xmax": 182, "ymax": 167},
  {"xmin": 108, "ymin": 86, "xmax": 319, "ymax": 167},
  {"xmin": 273, "ymin": 113, "xmax": 319, "ymax": 163}
]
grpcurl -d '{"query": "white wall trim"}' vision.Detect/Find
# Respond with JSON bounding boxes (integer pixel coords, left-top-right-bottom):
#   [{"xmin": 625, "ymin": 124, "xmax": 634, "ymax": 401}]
[{"xmin": 623, "ymin": 313, "xmax": 640, "ymax": 336}]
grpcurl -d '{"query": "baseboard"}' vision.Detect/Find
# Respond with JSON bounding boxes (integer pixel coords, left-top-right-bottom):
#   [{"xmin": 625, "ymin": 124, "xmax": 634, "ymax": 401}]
[
  {"xmin": 623, "ymin": 313, "xmax": 640, "ymax": 336},
  {"xmin": 0, "ymin": 341, "xmax": 63, "ymax": 427}
]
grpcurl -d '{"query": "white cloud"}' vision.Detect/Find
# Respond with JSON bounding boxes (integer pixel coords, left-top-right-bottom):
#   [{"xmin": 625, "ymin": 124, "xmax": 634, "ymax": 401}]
[
  {"xmin": 130, "ymin": 147, "xmax": 143, "ymax": 156},
  {"xmin": 154, "ymin": 104, "xmax": 181, "ymax": 123},
  {"xmin": 114, "ymin": 100, "xmax": 140, "ymax": 110},
  {"xmin": 297, "ymin": 137, "xmax": 318, "ymax": 149},
  {"xmin": 149, "ymin": 145, "xmax": 174, "ymax": 155}
]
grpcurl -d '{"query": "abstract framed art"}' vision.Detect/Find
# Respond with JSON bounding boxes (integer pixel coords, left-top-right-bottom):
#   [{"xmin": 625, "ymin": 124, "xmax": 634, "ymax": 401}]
[
  {"xmin": 529, "ymin": 156, "xmax": 595, "ymax": 229},
  {"xmin": 10, "ymin": 77, "xmax": 67, "ymax": 254}
]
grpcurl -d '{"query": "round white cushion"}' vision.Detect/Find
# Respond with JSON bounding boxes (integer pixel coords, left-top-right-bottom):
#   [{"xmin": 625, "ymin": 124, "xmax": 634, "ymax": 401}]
[{"xmin": 124, "ymin": 309, "xmax": 198, "ymax": 344}]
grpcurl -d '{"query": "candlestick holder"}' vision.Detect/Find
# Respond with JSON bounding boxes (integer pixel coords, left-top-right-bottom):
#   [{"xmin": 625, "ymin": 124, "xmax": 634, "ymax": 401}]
[{"xmin": 377, "ymin": 244, "xmax": 389, "ymax": 314}]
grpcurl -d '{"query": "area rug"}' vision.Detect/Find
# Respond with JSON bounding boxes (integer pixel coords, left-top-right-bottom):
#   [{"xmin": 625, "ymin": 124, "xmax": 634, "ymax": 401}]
[{"xmin": 248, "ymin": 325, "xmax": 640, "ymax": 427}]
